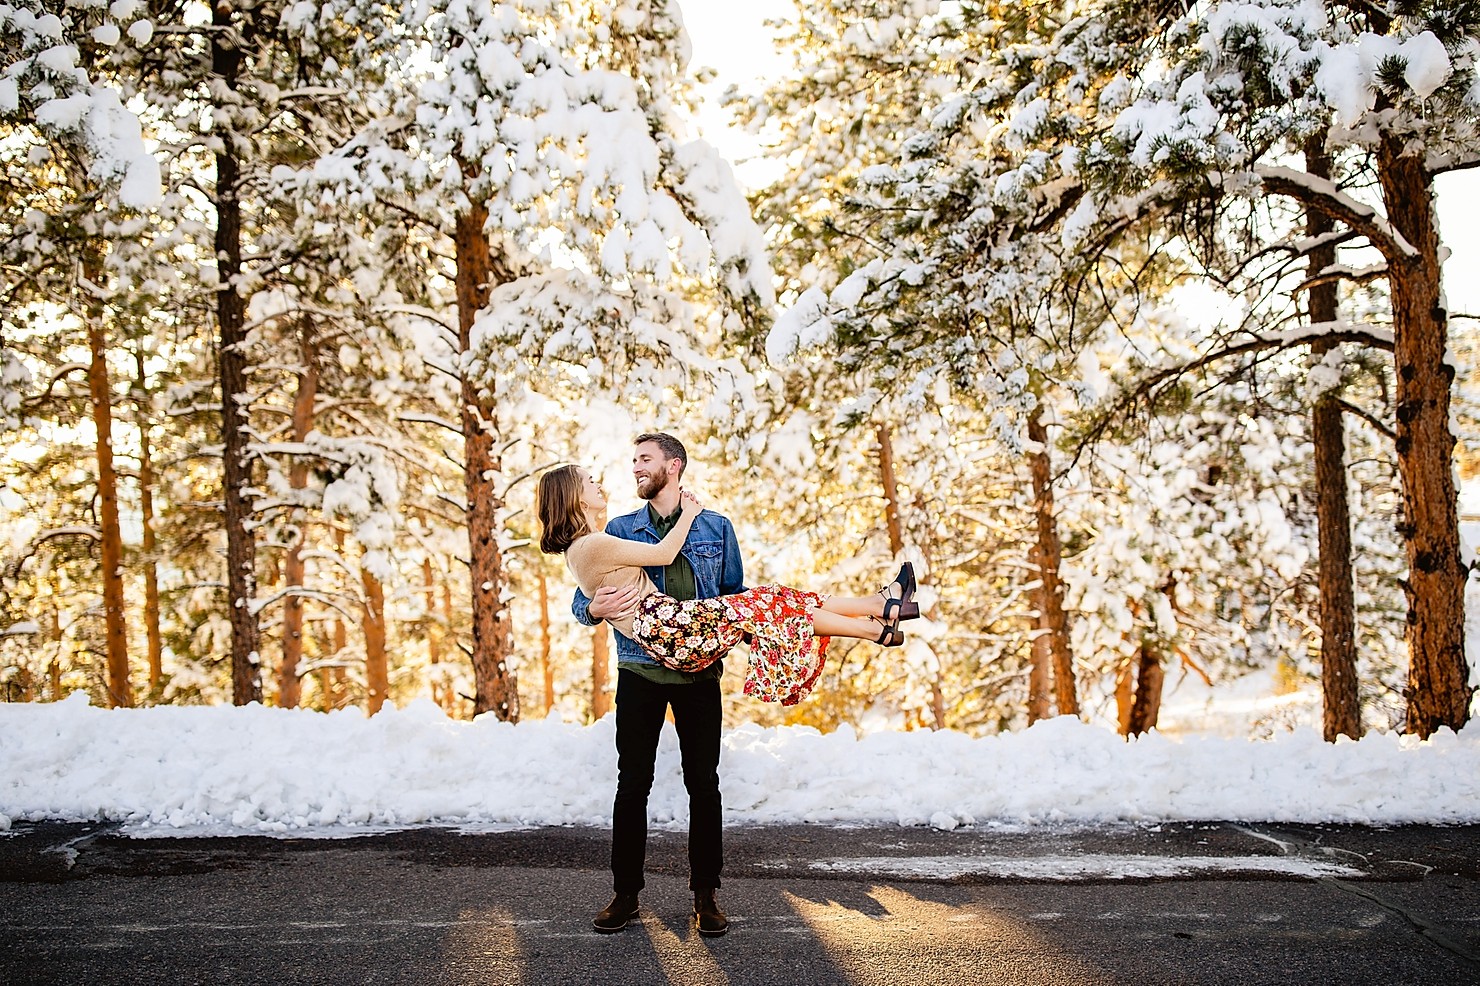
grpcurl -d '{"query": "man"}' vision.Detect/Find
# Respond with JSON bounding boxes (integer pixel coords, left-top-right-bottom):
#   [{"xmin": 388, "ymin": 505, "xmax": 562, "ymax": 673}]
[{"xmin": 574, "ymin": 432, "xmax": 743, "ymax": 937}]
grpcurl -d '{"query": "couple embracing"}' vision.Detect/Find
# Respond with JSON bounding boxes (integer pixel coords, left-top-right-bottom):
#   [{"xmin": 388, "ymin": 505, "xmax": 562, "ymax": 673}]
[{"xmin": 535, "ymin": 432, "xmax": 921, "ymax": 937}]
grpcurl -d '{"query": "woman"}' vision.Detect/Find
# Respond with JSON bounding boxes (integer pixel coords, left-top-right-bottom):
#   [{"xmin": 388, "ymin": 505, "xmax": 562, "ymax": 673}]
[{"xmin": 536, "ymin": 464, "xmax": 919, "ymax": 705}]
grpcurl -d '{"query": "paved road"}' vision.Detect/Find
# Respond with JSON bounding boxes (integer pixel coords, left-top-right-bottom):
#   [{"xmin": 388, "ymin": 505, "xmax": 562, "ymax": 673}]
[{"xmin": 2, "ymin": 821, "xmax": 1478, "ymax": 985}]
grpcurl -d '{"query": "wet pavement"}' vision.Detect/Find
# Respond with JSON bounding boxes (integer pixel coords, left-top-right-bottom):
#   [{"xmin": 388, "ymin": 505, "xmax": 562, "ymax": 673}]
[{"xmin": 2, "ymin": 820, "xmax": 1477, "ymax": 984}]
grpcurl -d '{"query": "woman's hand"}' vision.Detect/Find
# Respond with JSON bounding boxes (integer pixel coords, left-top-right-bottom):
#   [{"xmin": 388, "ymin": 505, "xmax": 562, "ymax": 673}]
[{"xmin": 679, "ymin": 489, "xmax": 703, "ymax": 517}]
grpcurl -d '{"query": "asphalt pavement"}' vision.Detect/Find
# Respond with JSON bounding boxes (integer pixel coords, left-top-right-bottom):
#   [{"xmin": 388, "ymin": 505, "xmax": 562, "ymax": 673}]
[{"xmin": 2, "ymin": 820, "xmax": 1477, "ymax": 985}]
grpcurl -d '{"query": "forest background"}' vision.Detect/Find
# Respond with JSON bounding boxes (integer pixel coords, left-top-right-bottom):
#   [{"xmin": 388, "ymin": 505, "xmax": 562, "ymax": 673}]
[{"xmin": 3, "ymin": 0, "xmax": 1479, "ymax": 743}]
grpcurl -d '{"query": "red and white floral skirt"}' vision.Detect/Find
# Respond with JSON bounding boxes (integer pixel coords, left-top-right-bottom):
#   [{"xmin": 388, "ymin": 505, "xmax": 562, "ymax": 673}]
[{"xmin": 632, "ymin": 585, "xmax": 832, "ymax": 705}]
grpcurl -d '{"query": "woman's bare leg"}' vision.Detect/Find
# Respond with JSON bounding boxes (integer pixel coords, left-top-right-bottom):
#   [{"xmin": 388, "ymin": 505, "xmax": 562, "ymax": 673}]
[
  {"xmin": 812, "ymin": 609, "xmax": 893, "ymax": 642},
  {"xmin": 816, "ymin": 595, "xmax": 885, "ymax": 619}
]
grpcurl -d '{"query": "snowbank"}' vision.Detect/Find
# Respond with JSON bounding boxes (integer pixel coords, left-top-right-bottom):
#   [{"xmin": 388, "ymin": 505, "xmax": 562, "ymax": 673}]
[{"xmin": 3, "ymin": 695, "xmax": 1477, "ymax": 835}]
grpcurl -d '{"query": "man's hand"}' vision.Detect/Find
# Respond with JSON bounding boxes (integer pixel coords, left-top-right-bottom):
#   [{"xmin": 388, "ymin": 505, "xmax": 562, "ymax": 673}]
[{"xmin": 587, "ymin": 584, "xmax": 641, "ymax": 622}]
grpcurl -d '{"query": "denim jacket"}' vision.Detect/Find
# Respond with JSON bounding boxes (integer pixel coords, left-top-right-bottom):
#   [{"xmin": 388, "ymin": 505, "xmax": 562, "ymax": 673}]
[{"xmin": 572, "ymin": 507, "xmax": 746, "ymax": 666}]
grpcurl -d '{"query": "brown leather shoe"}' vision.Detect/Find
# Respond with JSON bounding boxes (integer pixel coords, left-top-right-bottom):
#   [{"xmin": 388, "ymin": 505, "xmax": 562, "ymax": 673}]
[
  {"xmin": 694, "ymin": 889, "xmax": 728, "ymax": 937},
  {"xmin": 592, "ymin": 893, "xmax": 640, "ymax": 933}
]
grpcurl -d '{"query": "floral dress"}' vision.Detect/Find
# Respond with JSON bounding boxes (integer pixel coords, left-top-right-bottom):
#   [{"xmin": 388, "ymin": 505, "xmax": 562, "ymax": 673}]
[{"xmin": 631, "ymin": 585, "xmax": 832, "ymax": 705}]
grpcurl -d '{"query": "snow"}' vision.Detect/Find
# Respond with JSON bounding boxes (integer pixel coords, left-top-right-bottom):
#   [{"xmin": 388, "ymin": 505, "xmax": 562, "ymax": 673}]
[
  {"xmin": 1314, "ymin": 30, "xmax": 1454, "ymax": 126},
  {"xmin": 1305, "ymin": 345, "xmax": 1344, "ymax": 400},
  {"xmin": 1400, "ymin": 31, "xmax": 1452, "ymax": 99},
  {"xmin": 27, "ymin": 86, "xmax": 161, "ymax": 209},
  {"xmin": 807, "ymin": 854, "xmax": 1362, "ymax": 880},
  {"xmin": 1111, "ymin": 72, "xmax": 1224, "ymax": 168},
  {"xmin": 2, "ymin": 694, "xmax": 1477, "ymax": 837},
  {"xmin": 767, "ymin": 286, "xmax": 832, "ymax": 365}
]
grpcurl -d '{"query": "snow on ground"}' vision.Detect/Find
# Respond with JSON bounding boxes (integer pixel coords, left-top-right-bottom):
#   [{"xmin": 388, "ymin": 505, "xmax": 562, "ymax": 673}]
[
  {"xmin": 2, "ymin": 693, "xmax": 1477, "ymax": 837},
  {"xmin": 806, "ymin": 854, "xmax": 1364, "ymax": 881},
  {"xmin": 1155, "ymin": 667, "xmax": 1321, "ymax": 739}
]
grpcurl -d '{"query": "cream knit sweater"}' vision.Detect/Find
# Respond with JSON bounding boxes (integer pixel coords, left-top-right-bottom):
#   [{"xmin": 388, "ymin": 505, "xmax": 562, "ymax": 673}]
[{"xmin": 565, "ymin": 507, "xmax": 699, "ymax": 639}]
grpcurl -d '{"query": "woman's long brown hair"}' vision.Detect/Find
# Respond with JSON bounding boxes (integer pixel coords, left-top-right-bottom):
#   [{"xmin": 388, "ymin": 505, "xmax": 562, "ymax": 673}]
[{"xmin": 536, "ymin": 465, "xmax": 592, "ymax": 554}]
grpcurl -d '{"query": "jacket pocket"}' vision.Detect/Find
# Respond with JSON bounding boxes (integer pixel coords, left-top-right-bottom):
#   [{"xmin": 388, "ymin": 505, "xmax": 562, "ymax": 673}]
[{"xmin": 684, "ymin": 540, "xmax": 724, "ymax": 593}]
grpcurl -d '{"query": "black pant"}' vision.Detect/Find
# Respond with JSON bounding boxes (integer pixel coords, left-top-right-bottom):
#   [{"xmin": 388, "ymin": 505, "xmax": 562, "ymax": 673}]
[{"xmin": 611, "ymin": 669, "xmax": 723, "ymax": 894}]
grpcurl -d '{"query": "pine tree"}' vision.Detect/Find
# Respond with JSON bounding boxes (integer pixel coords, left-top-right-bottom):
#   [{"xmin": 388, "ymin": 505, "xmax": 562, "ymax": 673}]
[{"xmin": 1060, "ymin": 0, "xmax": 1478, "ymax": 735}]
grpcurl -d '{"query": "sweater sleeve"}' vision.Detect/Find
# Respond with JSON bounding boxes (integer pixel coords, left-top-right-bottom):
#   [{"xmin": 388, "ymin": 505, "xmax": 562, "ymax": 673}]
[{"xmin": 587, "ymin": 516, "xmax": 696, "ymax": 568}]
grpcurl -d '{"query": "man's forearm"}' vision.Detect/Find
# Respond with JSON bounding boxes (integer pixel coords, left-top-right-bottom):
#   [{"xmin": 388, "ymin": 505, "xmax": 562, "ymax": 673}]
[{"xmin": 573, "ymin": 590, "xmax": 601, "ymax": 627}]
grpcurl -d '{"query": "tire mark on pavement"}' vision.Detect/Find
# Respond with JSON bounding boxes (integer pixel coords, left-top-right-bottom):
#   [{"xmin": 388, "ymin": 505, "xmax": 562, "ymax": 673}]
[{"xmin": 1237, "ymin": 823, "xmax": 1480, "ymax": 968}]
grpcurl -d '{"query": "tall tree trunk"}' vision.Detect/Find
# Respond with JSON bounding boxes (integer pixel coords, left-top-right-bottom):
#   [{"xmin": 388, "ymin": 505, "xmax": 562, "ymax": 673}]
[
  {"xmin": 1114, "ymin": 656, "xmax": 1135, "ymax": 735},
  {"xmin": 1377, "ymin": 137, "xmax": 1472, "ymax": 737},
  {"xmin": 876, "ymin": 423, "xmax": 904, "ymax": 555},
  {"xmin": 48, "ymin": 607, "xmax": 62, "ymax": 700},
  {"xmin": 538, "ymin": 569, "xmax": 554, "ymax": 714},
  {"xmin": 592, "ymin": 624, "xmax": 611, "ymax": 720},
  {"xmin": 362, "ymin": 564, "xmax": 388, "ymax": 714},
  {"xmin": 1027, "ymin": 404, "xmax": 1077, "ymax": 717},
  {"xmin": 454, "ymin": 200, "xmax": 519, "ymax": 721},
  {"xmin": 424, "ymin": 557, "xmax": 444, "ymax": 710},
  {"xmin": 83, "ymin": 247, "xmax": 131, "ymax": 708},
  {"xmin": 134, "ymin": 349, "xmax": 162, "ymax": 699},
  {"xmin": 441, "ymin": 577, "xmax": 455, "ymax": 715},
  {"xmin": 1124, "ymin": 640, "xmax": 1165, "ymax": 737},
  {"xmin": 213, "ymin": 5, "xmax": 260, "ymax": 705},
  {"xmin": 1027, "ymin": 625, "xmax": 1053, "ymax": 724},
  {"xmin": 1304, "ymin": 142, "xmax": 1361, "ymax": 742},
  {"xmin": 324, "ymin": 536, "xmax": 347, "ymax": 712},
  {"xmin": 279, "ymin": 316, "xmax": 319, "ymax": 708}
]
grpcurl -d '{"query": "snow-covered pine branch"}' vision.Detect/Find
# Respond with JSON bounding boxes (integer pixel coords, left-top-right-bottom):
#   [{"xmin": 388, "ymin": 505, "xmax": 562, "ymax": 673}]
[
  {"xmin": 1245, "ymin": 167, "xmax": 1417, "ymax": 261},
  {"xmin": 0, "ymin": 1, "xmax": 162, "ymax": 209}
]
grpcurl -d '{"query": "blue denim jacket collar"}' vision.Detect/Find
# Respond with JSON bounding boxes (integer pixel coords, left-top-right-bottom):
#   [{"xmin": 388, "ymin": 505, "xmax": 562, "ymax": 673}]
[{"xmin": 629, "ymin": 509, "xmax": 659, "ymax": 539}]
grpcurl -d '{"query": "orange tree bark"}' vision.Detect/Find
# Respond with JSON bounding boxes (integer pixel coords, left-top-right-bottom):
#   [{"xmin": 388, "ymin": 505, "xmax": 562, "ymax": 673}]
[
  {"xmin": 213, "ymin": 3, "xmax": 260, "ymax": 705},
  {"xmin": 1304, "ymin": 142, "xmax": 1361, "ymax": 742},
  {"xmin": 1124, "ymin": 639, "xmax": 1165, "ymax": 737},
  {"xmin": 325, "ymin": 533, "xmax": 347, "ymax": 712},
  {"xmin": 1027, "ymin": 404, "xmax": 1077, "ymax": 717},
  {"xmin": 441, "ymin": 577, "xmax": 455, "ymax": 715},
  {"xmin": 1027, "ymin": 627, "xmax": 1053, "ymax": 723},
  {"xmin": 362, "ymin": 564, "xmax": 388, "ymax": 714},
  {"xmin": 1114, "ymin": 656, "xmax": 1134, "ymax": 735},
  {"xmin": 423, "ymin": 557, "xmax": 445, "ymax": 710},
  {"xmin": 134, "ymin": 349, "xmax": 162, "ymax": 698},
  {"xmin": 592, "ymin": 625, "xmax": 611, "ymax": 720},
  {"xmin": 279, "ymin": 316, "xmax": 319, "ymax": 708},
  {"xmin": 84, "ymin": 247, "xmax": 131, "ymax": 708},
  {"xmin": 538, "ymin": 568, "xmax": 554, "ymax": 714},
  {"xmin": 1377, "ymin": 137, "xmax": 1473, "ymax": 736},
  {"xmin": 454, "ymin": 200, "xmax": 519, "ymax": 721},
  {"xmin": 876, "ymin": 424, "xmax": 904, "ymax": 555}
]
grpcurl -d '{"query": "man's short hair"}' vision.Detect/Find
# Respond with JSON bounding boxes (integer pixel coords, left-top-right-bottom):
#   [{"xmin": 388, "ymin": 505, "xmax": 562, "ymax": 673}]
[{"xmin": 635, "ymin": 432, "xmax": 687, "ymax": 477}]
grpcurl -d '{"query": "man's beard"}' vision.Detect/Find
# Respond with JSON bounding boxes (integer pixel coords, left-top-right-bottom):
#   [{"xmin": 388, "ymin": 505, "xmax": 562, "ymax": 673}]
[{"xmin": 636, "ymin": 470, "xmax": 670, "ymax": 501}]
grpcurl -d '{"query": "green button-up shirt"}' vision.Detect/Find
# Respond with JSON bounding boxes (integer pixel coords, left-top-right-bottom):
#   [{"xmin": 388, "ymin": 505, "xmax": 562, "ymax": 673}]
[{"xmin": 648, "ymin": 502, "xmax": 697, "ymax": 602}]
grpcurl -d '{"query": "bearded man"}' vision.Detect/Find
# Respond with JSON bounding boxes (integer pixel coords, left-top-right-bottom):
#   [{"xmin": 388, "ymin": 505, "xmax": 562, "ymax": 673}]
[{"xmin": 573, "ymin": 432, "xmax": 744, "ymax": 936}]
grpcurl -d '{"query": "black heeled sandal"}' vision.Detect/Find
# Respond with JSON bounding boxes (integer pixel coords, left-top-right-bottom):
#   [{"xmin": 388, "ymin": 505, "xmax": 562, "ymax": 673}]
[
  {"xmin": 873, "ymin": 618, "xmax": 904, "ymax": 647},
  {"xmin": 880, "ymin": 562, "xmax": 919, "ymax": 622}
]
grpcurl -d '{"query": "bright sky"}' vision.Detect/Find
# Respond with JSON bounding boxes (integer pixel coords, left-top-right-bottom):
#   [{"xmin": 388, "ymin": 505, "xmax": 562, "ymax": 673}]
[
  {"xmin": 680, "ymin": 0, "xmax": 1480, "ymax": 319},
  {"xmin": 682, "ymin": 0, "xmax": 792, "ymax": 187}
]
